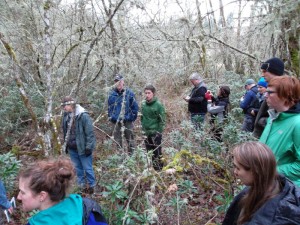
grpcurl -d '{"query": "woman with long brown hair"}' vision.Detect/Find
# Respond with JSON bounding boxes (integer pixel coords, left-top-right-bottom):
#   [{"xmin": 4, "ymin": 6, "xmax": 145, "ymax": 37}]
[{"xmin": 222, "ymin": 141, "xmax": 300, "ymax": 225}]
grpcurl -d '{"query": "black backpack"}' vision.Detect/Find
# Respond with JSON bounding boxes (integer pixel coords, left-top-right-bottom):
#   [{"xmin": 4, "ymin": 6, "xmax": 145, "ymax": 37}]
[
  {"xmin": 249, "ymin": 90, "xmax": 260, "ymax": 108},
  {"xmin": 82, "ymin": 197, "xmax": 108, "ymax": 225}
]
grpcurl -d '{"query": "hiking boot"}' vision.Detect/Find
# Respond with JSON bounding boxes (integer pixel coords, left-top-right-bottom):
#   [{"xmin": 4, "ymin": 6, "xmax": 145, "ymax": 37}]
[{"xmin": 87, "ymin": 187, "xmax": 94, "ymax": 194}]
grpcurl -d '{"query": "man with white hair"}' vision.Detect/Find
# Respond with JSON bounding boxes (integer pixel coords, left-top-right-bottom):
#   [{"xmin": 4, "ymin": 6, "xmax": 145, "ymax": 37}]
[{"xmin": 183, "ymin": 72, "xmax": 208, "ymax": 128}]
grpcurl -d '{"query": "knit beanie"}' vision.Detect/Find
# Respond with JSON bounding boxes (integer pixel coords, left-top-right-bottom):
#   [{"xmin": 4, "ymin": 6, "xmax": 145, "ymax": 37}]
[
  {"xmin": 257, "ymin": 77, "xmax": 268, "ymax": 88},
  {"xmin": 260, "ymin": 57, "xmax": 284, "ymax": 76}
]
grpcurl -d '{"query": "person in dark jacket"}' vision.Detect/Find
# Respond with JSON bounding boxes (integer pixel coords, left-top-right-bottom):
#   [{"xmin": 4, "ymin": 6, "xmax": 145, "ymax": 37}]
[
  {"xmin": 250, "ymin": 77, "xmax": 268, "ymax": 118},
  {"xmin": 223, "ymin": 141, "xmax": 300, "ymax": 225},
  {"xmin": 141, "ymin": 85, "xmax": 166, "ymax": 171},
  {"xmin": 240, "ymin": 79, "xmax": 259, "ymax": 132},
  {"xmin": 183, "ymin": 72, "xmax": 207, "ymax": 129},
  {"xmin": 108, "ymin": 74, "xmax": 139, "ymax": 154},
  {"xmin": 62, "ymin": 96, "xmax": 96, "ymax": 194},
  {"xmin": 253, "ymin": 57, "xmax": 285, "ymax": 138},
  {"xmin": 207, "ymin": 85, "xmax": 230, "ymax": 141}
]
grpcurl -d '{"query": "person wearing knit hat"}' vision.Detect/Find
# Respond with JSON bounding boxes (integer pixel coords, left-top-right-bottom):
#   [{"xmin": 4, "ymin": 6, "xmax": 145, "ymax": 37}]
[
  {"xmin": 260, "ymin": 57, "xmax": 284, "ymax": 82},
  {"xmin": 251, "ymin": 77, "xmax": 268, "ymax": 119},
  {"xmin": 183, "ymin": 72, "xmax": 207, "ymax": 129},
  {"xmin": 257, "ymin": 77, "xmax": 268, "ymax": 88},
  {"xmin": 253, "ymin": 57, "xmax": 285, "ymax": 138}
]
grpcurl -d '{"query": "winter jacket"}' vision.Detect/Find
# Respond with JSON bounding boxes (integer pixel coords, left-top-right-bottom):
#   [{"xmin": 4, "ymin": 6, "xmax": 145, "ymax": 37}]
[
  {"xmin": 62, "ymin": 105, "xmax": 96, "ymax": 156},
  {"xmin": 240, "ymin": 86, "xmax": 259, "ymax": 115},
  {"xmin": 208, "ymin": 96, "xmax": 230, "ymax": 123},
  {"xmin": 222, "ymin": 175, "xmax": 300, "ymax": 225},
  {"xmin": 0, "ymin": 180, "xmax": 11, "ymax": 209},
  {"xmin": 253, "ymin": 100, "xmax": 269, "ymax": 138},
  {"xmin": 108, "ymin": 88, "xmax": 139, "ymax": 122},
  {"xmin": 141, "ymin": 97, "xmax": 166, "ymax": 136},
  {"xmin": 252, "ymin": 93, "xmax": 266, "ymax": 116},
  {"xmin": 260, "ymin": 102, "xmax": 300, "ymax": 186},
  {"xmin": 27, "ymin": 194, "xmax": 83, "ymax": 225},
  {"xmin": 188, "ymin": 82, "xmax": 207, "ymax": 114}
]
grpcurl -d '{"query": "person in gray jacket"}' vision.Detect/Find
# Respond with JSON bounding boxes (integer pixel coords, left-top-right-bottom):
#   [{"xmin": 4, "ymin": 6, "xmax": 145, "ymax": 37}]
[{"xmin": 61, "ymin": 96, "xmax": 96, "ymax": 194}]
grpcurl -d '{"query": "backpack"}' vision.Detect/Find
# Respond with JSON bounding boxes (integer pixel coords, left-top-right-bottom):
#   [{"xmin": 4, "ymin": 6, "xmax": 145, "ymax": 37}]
[
  {"xmin": 244, "ymin": 89, "xmax": 260, "ymax": 114},
  {"xmin": 82, "ymin": 197, "xmax": 108, "ymax": 225},
  {"xmin": 248, "ymin": 89, "xmax": 260, "ymax": 110}
]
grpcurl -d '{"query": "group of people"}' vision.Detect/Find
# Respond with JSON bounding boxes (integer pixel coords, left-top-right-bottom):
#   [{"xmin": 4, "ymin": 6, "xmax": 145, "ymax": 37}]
[
  {"xmin": 106, "ymin": 74, "xmax": 166, "ymax": 171},
  {"xmin": 182, "ymin": 57, "xmax": 300, "ymax": 224},
  {"xmin": 1, "ymin": 57, "xmax": 300, "ymax": 224},
  {"xmin": 60, "ymin": 73, "xmax": 167, "ymax": 198}
]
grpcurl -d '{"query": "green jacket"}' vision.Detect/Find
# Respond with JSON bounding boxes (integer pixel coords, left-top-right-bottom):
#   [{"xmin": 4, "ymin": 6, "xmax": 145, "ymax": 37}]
[
  {"xmin": 62, "ymin": 105, "xmax": 96, "ymax": 155},
  {"xmin": 28, "ymin": 194, "xmax": 83, "ymax": 225},
  {"xmin": 260, "ymin": 104, "xmax": 300, "ymax": 186},
  {"xmin": 141, "ymin": 97, "xmax": 166, "ymax": 136}
]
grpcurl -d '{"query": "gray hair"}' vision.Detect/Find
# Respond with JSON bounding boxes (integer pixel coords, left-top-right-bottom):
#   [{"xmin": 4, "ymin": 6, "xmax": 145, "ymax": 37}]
[{"xmin": 189, "ymin": 72, "xmax": 202, "ymax": 81}]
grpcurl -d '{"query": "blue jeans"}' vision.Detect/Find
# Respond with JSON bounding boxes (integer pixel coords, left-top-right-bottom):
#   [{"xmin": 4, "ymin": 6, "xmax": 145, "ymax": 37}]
[
  {"xmin": 191, "ymin": 113, "xmax": 206, "ymax": 129},
  {"xmin": 69, "ymin": 149, "xmax": 96, "ymax": 188}
]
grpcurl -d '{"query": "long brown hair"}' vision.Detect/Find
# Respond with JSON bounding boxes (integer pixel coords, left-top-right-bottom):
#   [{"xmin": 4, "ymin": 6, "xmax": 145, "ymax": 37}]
[
  {"xmin": 19, "ymin": 157, "xmax": 75, "ymax": 202},
  {"xmin": 232, "ymin": 142, "xmax": 278, "ymax": 224}
]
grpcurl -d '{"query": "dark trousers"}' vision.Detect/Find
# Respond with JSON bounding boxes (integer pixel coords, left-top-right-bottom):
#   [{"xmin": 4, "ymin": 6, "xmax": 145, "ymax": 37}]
[
  {"xmin": 242, "ymin": 114, "xmax": 255, "ymax": 132},
  {"xmin": 144, "ymin": 133, "xmax": 163, "ymax": 171},
  {"xmin": 112, "ymin": 121, "xmax": 135, "ymax": 154}
]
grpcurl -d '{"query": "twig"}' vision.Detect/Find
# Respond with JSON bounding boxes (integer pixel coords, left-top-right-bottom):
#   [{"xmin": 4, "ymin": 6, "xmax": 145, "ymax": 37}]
[{"xmin": 204, "ymin": 211, "xmax": 218, "ymax": 225}]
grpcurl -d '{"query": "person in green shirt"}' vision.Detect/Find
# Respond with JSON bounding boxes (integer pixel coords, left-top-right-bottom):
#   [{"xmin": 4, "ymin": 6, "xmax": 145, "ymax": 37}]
[
  {"xmin": 17, "ymin": 157, "xmax": 83, "ymax": 225},
  {"xmin": 260, "ymin": 75, "xmax": 300, "ymax": 186},
  {"xmin": 141, "ymin": 85, "xmax": 166, "ymax": 171}
]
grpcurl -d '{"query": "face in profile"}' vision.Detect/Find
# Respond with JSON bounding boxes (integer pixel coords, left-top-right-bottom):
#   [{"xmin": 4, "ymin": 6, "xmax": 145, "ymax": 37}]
[
  {"xmin": 265, "ymin": 87, "xmax": 284, "ymax": 111},
  {"xmin": 62, "ymin": 104, "xmax": 73, "ymax": 113},
  {"xmin": 233, "ymin": 157, "xmax": 254, "ymax": 186},
  {"xmin": 17, "ymin": 177, "xmax": 41, "ymax": 212},
  {"xmin": 261, "ymin": 70, "xmax": 276, "ymax": 82}
]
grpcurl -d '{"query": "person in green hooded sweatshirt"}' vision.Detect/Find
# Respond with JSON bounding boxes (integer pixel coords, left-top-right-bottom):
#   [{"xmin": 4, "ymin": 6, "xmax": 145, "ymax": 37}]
[
  {"xmin": 260, "ymin": 75, "xmax": 300, "ymax": 186},
  {"xmin": 141, "ymin": 85, "xmax": 166, "ymax": 171},
  {"xmin": 17, "ymin": 157, "xmax": 83, "ymax": 225}
]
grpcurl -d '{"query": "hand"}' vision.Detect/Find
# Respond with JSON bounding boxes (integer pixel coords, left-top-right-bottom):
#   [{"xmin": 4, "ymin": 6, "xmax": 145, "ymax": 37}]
[
  {"xmin": 85, "ymin": 149, "xmax": 92, "ymax": 157},
  {"xmin": 8, "ymin": 206, "xmax": 13, "ymax": 214},
  {"xmin": 183, "ymin": 96, "xmax": 190, "ymax": 102}
]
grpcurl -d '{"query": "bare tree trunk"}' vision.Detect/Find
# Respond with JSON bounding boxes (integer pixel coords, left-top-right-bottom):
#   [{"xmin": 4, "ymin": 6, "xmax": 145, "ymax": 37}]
[
  {"xmin": 43, "ymin": 0, "xmax": 54, "ymax": 156},
  {"xmin": 0, "ymin": 33, "xmax": 45, "ymax": 153},
  {"xmin": 235, "ymin": 0, "xmax": 244, "ymax": 74},
  {"xmin": 195, "ymin": 0, "xmax": 207, "ymax": 76},
  {"xmin": 71, "ymin": 0, "xmax": 125, "ymax": 97}
]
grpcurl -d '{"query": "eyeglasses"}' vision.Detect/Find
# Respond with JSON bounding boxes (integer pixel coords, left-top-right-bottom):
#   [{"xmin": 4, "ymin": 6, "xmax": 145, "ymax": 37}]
[{"xmin": 265, "ymin": 90, "xmax": 277, "ymax": 95}]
